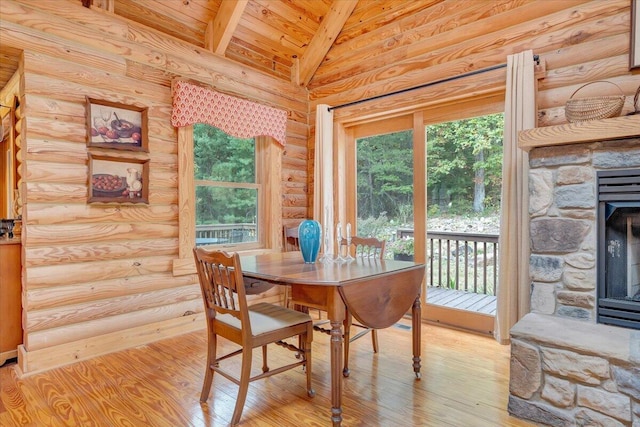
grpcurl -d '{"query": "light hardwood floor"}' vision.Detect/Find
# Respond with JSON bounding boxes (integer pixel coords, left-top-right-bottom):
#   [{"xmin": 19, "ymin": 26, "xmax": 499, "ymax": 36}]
[{"xmin": 0, "ymin": 318, "xmax": 535, "ymax": 426}]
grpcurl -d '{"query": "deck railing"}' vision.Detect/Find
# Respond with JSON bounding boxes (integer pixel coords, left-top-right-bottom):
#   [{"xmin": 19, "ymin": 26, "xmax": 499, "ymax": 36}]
[
  {"xmin": 195, "ymin": 223, "xmax": 257, "ymax": 245},
  {"xmin": 394, "ymin": 228, "xmax": 499, "ymax": 296},
  {"xmin": 196, "ymin": 224, "xmax": 498, "ymax": 296}
]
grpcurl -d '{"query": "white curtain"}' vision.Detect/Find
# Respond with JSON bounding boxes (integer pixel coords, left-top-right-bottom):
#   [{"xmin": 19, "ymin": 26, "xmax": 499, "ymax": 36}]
[
  {"xmin": 314, "ymin": 105, "xmax": 334, "ymax": 255},
  {"xmin": 494, "ymin": 50, "xmax": 536, "ymax": 344}
]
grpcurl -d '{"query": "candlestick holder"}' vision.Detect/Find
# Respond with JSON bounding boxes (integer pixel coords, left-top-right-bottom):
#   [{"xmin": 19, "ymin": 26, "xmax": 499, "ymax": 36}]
[
  {"xmin": 345, "ymin": 222, "xmax": 354, "ymax": 262},
  {"xmin": 318, "ymin": 222, "xmax": 333, "ymax": 263},
  {"xmin": 335, "ymin": 222, "xmax": 345, "ymax": 262}
]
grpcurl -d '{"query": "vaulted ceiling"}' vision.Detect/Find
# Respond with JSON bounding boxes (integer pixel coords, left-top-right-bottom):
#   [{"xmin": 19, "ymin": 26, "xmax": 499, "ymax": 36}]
[
  {"xmin": 0, "ymin": 0, "xmax": 437, "ymax": 90},
  {"xmin": 105, "ymin": 0, "xmax": 432, "ymax": 88},
  {"xmin": 2, "ymin": 0, "xmax": 633, "ymax": 124}
]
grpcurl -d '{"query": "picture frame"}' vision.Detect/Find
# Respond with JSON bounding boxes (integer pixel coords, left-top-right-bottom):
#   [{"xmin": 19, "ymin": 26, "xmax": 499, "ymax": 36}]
[
  {"xmin": 631, "ymin": 0, "xmax": 640, "ymax": 70},
  {"xmin": 88, "ymin": 153, "xmax": 149, "ymax": 204},
  {"xmin": 86, "ymin": 97, "xmax": 148, "ymax": 152}
]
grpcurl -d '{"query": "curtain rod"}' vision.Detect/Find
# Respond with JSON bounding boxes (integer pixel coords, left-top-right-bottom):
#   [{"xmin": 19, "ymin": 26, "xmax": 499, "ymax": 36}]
[{"xmin": 327, "ymin": 55, "xmax": 539, "ymax": 112}]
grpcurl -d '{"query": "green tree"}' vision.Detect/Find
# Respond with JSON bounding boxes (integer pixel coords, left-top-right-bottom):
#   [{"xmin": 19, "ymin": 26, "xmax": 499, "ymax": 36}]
[
  {"xmin": 194, "ymin": 124, "xmax": 256, "ymax": 224},
  {"xmin": 355, "ymin": 114, "xmax": 503, "ymax": 228},
  {"xmin": 426, "ymin": 114, "xmax": 503, "ymax": 215},
  {"xmin": 356, "ymin": 130, "xmax": 414, "ymax": 222}
]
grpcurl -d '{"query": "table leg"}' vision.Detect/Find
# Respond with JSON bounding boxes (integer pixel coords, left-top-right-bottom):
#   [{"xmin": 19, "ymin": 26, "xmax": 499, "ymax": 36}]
[
  {"xmin": 412, "ymin": 295, "xmax": 422, "ymax": 379},
  {"xmin": 330, "ymin": 318, "xmax": 343, "ymax": 426}
]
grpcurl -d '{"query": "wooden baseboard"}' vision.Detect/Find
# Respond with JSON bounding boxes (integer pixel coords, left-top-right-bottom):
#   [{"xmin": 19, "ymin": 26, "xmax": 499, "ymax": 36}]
[
  {"xmin": 17, "ymin": 313, "xmax": 206, "ymax": 377},
  {"xmin": 423, "ymin": 303, "xmax": 495, "ymax": 337}
]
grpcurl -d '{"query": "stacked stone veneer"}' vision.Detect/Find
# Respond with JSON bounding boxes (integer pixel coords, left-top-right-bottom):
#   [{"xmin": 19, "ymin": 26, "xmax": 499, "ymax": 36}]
[{"xmin": 508, "ymin": 138, "xmax": 640, "ymax": 427}]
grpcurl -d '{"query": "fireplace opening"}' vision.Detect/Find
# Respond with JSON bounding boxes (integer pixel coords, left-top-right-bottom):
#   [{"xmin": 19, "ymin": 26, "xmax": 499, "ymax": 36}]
[{"xmin": 597, "ymin": 169, "xmax": 640, "ymax": 330}]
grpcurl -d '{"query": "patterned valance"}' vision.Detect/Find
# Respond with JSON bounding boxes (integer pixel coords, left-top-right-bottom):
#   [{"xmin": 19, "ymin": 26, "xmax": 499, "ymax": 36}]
[{"xmin": 171, "ymin": 80, "xmax": 287, "ymax": 146}]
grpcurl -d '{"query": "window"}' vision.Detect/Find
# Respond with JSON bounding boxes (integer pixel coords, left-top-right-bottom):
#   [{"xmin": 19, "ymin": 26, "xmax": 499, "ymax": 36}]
[
  {"xmin": 193, "ymin": 123, "xmax": 261, "ymax": 249},
  {"xmin": 171, "ymin": 83, "xmax": 285, "ymax": 275}
]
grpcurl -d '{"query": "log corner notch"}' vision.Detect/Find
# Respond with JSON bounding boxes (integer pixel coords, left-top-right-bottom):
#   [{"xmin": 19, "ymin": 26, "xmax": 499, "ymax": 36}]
[{"xmin": 82, "ymin": 0, "xmax": 114, "ymax": 12}]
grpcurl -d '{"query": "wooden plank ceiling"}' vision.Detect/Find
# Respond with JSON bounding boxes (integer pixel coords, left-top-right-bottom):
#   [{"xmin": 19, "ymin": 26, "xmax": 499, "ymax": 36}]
[
  {"xmin": 0, "ymin": 0, "xmax": 440, "ymax": 90},
  {"xmin": 109, "ymin": 0, "xmax": 430, "ymax": 86}
]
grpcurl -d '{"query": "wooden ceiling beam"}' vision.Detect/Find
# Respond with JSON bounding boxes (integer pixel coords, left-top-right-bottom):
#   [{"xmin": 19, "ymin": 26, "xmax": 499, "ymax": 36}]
[
  {"xmin": 205, "ymin": 0, "xmax": 248, "ymax": 55},
  {"xmin": 294, "ymin": 0, "xmax": 357, "ymax": 87}
]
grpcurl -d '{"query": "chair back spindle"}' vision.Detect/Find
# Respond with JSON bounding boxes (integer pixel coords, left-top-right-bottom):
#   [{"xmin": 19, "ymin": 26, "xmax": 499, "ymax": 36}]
[
  {"xmin": 281, "ymin": 224, "xmax": 302, "ymax": 309},
  {"xmin": 194, "ymin": 249, "xmax": 248, "ymax": 329},
  {"xmin": 341, "ymin": 236, "xmax": 386, "ymax": 260},
  {"xmin": 283, "ymin": 225, "xmax": 300, "ymax": 252}
]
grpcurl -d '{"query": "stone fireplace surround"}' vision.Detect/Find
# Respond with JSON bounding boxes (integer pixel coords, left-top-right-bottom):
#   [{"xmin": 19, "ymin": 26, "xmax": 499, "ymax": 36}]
[{"xmin": 509, "ymin": 117, "xmax": 640, "ymax": 427}]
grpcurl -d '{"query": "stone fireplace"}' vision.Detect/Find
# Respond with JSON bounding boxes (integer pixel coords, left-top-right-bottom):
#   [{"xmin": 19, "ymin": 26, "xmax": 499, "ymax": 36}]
[{"xmin": 508, "ymin": 120, "xmax": 640, "ymax": 427}]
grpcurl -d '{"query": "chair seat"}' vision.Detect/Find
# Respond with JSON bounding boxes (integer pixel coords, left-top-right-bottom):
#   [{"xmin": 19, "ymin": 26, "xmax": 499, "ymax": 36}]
[{"xmin": 218, "ymin": 302, "xmax": 312, "ymax": 336}]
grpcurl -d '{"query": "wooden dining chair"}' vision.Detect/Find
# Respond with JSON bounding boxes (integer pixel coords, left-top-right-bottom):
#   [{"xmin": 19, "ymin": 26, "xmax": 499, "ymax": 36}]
[
  {"xmin": 282, "ymin": 224, "xmax": 300, "ymax": 252},
  {"xmin": 340, "ymin": 236, "xmax": 385, "ymax": 376},
  {"xmin": 193, "ymin": 247, "xmax": 315, "ymax": 426},
  {"xmin": 306, "ymin": 235, "xmax": 386, "ymax": 376}
]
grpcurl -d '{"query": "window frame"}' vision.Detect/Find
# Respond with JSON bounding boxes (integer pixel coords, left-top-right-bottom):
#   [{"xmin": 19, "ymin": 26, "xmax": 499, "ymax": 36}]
[
  {"xmin": 193, "ymin": 125, "xmax": 263, "ymax": 251},
  {"xmin": 172, "ymin": 126, "xmax": 281, "ymax": 276}
]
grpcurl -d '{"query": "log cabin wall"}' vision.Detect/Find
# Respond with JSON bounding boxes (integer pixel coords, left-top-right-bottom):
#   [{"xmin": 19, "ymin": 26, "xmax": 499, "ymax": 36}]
[
  {"xmin": 0, "ymin": 0, "xmax": 638, "ymax": 376},
  {"xmin": 0, "ymin": 0, "xmax": 309, "ymax": 374},
  {"xmin": 309, "ymin": 0, "xmax": 637, "ymax": 127}
]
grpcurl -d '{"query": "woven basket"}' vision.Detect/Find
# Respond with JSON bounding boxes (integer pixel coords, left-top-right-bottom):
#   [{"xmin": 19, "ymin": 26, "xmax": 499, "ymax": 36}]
[{"xmin": 565, "ymin": 81, "xmax": 625, "ymax": 123}]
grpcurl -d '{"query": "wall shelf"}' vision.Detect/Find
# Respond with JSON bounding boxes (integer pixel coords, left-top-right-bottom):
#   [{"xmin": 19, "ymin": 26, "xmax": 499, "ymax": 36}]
[{"xmin": 518, "ymin": 115, "xmax": 640, "ymax": 151}]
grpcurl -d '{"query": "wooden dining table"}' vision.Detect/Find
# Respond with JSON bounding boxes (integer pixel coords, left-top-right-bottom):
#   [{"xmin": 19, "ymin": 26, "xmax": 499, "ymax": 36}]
[{"xmin": 240, "ymin": 251, "xmax": 426, "ymax": 427}]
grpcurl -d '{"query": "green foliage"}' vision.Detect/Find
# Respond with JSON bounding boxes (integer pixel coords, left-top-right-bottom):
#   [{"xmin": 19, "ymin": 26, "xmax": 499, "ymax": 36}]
[
  {"xmin": 196, "ymin": 186, "xmax": 257, "ymax": 225},
  {"xmin": 426, "ymin": 113, "xmax": 503, "ymax": 215},
  {"xmin": 356, "ymin": 130, "xmax": 414, "ymax": 222},
  {"xmin": 194, "ymin": 123, "xmax": 254, "ymax": 183},
  {"xmin": 357, "ymin": 212, "xmax": 396, "ymax": 242},
  {"xmin": 387, "ymin": 236, "xmax": 415, "ymax": 256},
  {"xmin": 427, "ymin": 204, "xmax": 441, "ymax": 217},
  {"xmin": 355, "ymin": 115, "xmax": 503, "ymax": 230},
  {"xmin": 194, "ymin": 124, "xmax": 257, "ymax": 225}
]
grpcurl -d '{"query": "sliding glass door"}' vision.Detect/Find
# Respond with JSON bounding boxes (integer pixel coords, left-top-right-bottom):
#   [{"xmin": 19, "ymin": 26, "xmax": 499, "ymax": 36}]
[{"xmin": 354, "ymin": 129, "xmax": 414, "ymax": 258}]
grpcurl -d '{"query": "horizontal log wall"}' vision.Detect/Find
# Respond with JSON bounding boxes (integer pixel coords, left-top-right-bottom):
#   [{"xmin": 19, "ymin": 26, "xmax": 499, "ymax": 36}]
[
  {"xmin": 310, "ymin": 0, "xmax": 639, "ymax": 126},
  {"xmin": 3, "ymin": 0, "xmax": 637, "ymax": 375},
  {"xmin": 0, "ymin": 0, "xmax": 308, "ymax": 374}
]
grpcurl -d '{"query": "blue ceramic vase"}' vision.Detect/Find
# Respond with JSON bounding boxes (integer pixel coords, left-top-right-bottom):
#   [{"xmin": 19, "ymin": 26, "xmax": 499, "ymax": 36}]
[{"xmin": 298, "ymin": 219, "xmax": 322, "ymax": 263}]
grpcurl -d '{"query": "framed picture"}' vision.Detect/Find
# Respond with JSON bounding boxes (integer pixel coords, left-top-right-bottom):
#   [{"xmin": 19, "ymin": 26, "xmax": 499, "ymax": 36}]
[
  {"xmin": 632, "ymin": 0, "xmax": 640, "ymax": 70},
  {"xmin": 88, "ymin": 154, "xmax": 149, "ymax": 204},
  {"xmin": 86, "ymin": 97, "xmax": 148, "ymax": 152}
]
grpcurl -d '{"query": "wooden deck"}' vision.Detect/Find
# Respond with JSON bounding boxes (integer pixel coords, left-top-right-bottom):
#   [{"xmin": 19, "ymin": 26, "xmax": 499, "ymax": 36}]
[
  {"xmin": 426, "ymin": 287, "xmax": 497, "ymax": 315},
  {"xmin": 424, "ymin": 287, "xmax": 497, "ymax": 336}
]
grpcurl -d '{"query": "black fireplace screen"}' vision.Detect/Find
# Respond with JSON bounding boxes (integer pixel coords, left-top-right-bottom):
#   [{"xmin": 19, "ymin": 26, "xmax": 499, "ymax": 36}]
[{"xmin": 597, "ymin": 169, "xmax": 640, "ymax": 329}]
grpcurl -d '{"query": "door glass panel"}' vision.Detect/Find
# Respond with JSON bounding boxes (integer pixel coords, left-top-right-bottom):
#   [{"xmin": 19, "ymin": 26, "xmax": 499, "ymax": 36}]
[
  {"xmin": 355, "ymin": 130, "xmax": 414, "ymax": 259},
  {"xmin": 425, "ymin": 113, "xmax": 503, "ymax": 309}
]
